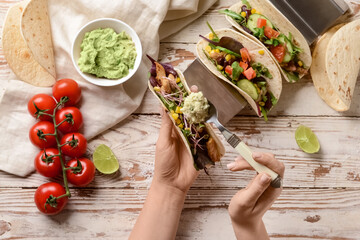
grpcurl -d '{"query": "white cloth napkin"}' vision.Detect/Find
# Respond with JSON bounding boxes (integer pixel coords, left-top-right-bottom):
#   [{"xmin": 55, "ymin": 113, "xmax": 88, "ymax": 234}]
[{"xmin": 0, "ymin": 0, "xmax": 216, "ymax": 177}]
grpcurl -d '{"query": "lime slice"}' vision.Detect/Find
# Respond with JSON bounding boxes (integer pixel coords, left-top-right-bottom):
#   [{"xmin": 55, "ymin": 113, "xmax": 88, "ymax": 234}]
[
  {"xmin": 93, "ymin": 144, "xmax": 119, "ymax": 174},
  {"xmin": 295, "ymin": 125, "xmax": 320, "ymax": 154}
]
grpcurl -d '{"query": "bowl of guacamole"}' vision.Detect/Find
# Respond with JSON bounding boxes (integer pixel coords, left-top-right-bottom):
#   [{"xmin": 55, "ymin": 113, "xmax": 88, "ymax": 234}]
[{"xmin": 72, "ymin": 18, "xmax": 142, "ymax": 86}]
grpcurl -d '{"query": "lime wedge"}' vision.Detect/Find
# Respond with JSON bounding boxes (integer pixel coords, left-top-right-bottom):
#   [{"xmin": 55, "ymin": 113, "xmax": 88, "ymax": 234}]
[
  {"xmin": 93, "ymin": 144, "xmax": 119, "ymax": 174},
  {"xmin": 295, "ymin": 125, "xmax": 320, "ymax": 154}
]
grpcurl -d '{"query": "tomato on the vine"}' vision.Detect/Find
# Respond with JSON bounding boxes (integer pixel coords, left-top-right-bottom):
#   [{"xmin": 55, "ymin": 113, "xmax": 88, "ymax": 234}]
[
  {"xmin": 27, "ymin": 94, "xmax": 57, "ymax": 121},
  {"xmin": 29, "ymin": 121, "xmax": 57, "ymax": 148},
  {"xmin": 34, "ymin": 182, "xmax": 68, "ymax": 215},
  {"xmin": 34, "ymin": 148, "xmax": 62, "ymax": 178},
  {"xmin": 55, "ymin": 107, "xmax": 83, "ymax": 134},
  {"xmin": 52, "ymin": 79, "xmax": 81, "ymax": 106},
  {"xmin": 66, "ymin": 158, "xmax": 95, "ymax": 187},
  {"xmin": 60, "ymin": 133, "xmax": 87, "ymax": 158}
]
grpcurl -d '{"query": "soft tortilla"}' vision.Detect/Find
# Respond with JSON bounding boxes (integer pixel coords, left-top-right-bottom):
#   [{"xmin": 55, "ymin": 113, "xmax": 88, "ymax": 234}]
[
  {"xmin": 311, "ymin": 20, "xmax": 360, "ymax": 111},
  {"xmin": 21, "ymin": 0, "xmax": 56, "ymax": 78},
  {"xmin": 226, "ymin": 0, "xmax": 312, "ymax": 83},
  {"xmin": 196, "ymin": 28, "xmax": 282, "ymax": 117},
  {"xmin": 148, "ymin": 69, "xmax": 225, "ymax": 167},
  {"xmin": 2, "ymin": 1, "xmax": 55, "ymax": 87}
]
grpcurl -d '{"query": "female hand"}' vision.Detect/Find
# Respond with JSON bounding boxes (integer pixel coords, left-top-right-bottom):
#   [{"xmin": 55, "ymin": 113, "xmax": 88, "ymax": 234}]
[
  {"xmin": 153, "ymin": 108, "xmax": 200, "ymax": 193},
  {"xmin": 227, "ymin": 152, "xmax": 285, "ymax": 240}
]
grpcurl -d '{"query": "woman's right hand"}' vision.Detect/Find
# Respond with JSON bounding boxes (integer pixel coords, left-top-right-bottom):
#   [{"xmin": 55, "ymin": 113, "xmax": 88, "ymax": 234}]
[{"xmin": 227, "ymin": 152, "xmax": 285, "ymax": 240}]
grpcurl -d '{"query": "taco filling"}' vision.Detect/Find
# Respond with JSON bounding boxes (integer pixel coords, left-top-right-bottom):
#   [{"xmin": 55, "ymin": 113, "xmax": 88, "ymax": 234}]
[
  {"xmin": 220, "ymin": 0, "xmax": 308, "ymax": 82},
  {"xmin": 147, "ymin": 55, "xmax": 221, "ymax": 171},
  {"xmin": 200, "ymin": 24, "xmax": 278, "ymax": 120}
]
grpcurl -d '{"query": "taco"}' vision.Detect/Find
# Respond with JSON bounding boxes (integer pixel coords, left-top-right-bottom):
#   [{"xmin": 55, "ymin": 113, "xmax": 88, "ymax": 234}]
[
  {"xmin": 311, "ymin": 20, "xmax": 360, "ymax": 111},
  {"xmin": 220, "ymin": 0, "xmax": 311, "ymax": 83},
  {"xmin": 196, "ymin": 25, "xmax": 282, "ymax": 120},
  {"xmin": 147, "ymin": 55, "xmax": 225, "ymax": 171}
]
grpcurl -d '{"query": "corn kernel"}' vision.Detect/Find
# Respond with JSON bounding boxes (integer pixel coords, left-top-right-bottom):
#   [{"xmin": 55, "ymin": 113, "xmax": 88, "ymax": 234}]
[
  {"xmin": 217, "ymin": 65, "xmax": 224, "ymax": 71},
  {"xmin": 225, "ymin": 54, "xmax": 232, "ymax": 61},
  {"xmin": 205, "ymin": 45, "xmax": 212, "ymax": 53},
  {"xmin": 154, "ymin": 86, "xmax": 161, "ymax": 92},
  {"xmin": 251, "ymin": 8, "xmax": 256, "ymax": 14},
  {"xmin": 176, "ymin": 106, "xmax": 182, "ymax": 114},
  {"xmin": 185, "ymin": 127, "xmax": 191, "ymax": 131},
  {"xmin": 241, "ymin": 11, "xmax": 246, "ymax": 17},
  {"xmin": 231, "ymin": 55, "xmax": 236, "ymax": 60},
  {"xmin": 172, "ymin": 113, "xmax": 179, "ymax": 120},
  {"xmin": 259, "ymin": 101, "xmax": 265, "ymax": 106},
  {"xmin": 178, "ymin": 123, "xmax": 184, "ymax": 129},
  {"xmin": 258, "ymin": 50, "xmax": 265, "ymax": 55},
  {"xmin": 176, "ymin": 77, "xmax": 181, "ymax": 83},
  {"xmin": 176, "ymin": 118, "xmax": 181, "ymax": 125},
  {"xmin": 215, "ymin": 48, "xmax": 220, "ymax": 53},
  {"xmin": 210, "ymin": 49, "xmax": 216, "ymax": 55},
  {"xmin": 209, "ymin": 32, "xmax": 214, "ymax": 40},
  {"xmin": 298, "ymin": 60, "xmax": 303, "ymax": 67},
  {"xmin": 170, "ymin": 110, "xmax": 174, "ymax": 114}
]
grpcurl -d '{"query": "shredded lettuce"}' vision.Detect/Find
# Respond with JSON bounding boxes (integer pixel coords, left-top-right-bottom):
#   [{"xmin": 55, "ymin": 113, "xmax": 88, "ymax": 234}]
[{"xmin": 252, "ymin": 62, "xmax": 273, "ymax": 79}]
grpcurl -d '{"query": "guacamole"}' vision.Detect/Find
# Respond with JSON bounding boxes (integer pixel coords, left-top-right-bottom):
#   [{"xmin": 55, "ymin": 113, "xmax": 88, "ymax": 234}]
[
  {"xmin": 181, "ymin": 92, "xmax": 210, "ymax": 124},
  {"xmin": 78, "ymin": 28, "xmax": 137, "ymax": 79}
]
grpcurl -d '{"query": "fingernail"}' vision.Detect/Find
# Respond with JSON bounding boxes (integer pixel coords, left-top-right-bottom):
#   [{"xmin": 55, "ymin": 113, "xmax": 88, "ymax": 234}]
[
  {"xmin": 260, "ymin": 174, "xmax": 271, "ymax": 185},
  {"xmin": 227, "ymin": 162, "xmax": 236, "ymax": 170},
  {"xmin": 253, "ymin": 152, "xmax": 262, "ymax": 159}
]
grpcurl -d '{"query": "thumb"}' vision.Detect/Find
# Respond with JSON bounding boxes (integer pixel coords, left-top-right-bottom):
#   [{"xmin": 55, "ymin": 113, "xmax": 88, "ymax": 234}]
[
  {"xmin": 242, "ymin": 173, "xmax": 272, "ymax": 204},
  {"xmin": 158, "ymin": 108, "xmax": 173, "ymax": 140}
]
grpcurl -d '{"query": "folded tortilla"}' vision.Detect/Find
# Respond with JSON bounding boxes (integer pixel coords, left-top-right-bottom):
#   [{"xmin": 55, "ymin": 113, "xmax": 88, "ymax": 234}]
[
  {"xmin": 148, "ymin": 68, "xmax": 225, "ymax": 170},
  {"xmin": 311, "ymin": 20, "xmax": 360, "ymax": 111},
  {"xmin": 225, "ymin": 0, "xmax": 312, "ymax": 83},
  {"xmin": 196, "ymin": 28, "xmax": 282, "ymax": 117},
  {"xmin": 2, "ymin": 1, "xmax": 55, "ymax": 87}
]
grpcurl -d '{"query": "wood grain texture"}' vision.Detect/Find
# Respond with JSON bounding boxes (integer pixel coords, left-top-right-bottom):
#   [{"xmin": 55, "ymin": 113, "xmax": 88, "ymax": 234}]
[{"xmin": 1, "ymin": 0, "xmax": 360, "ymax": 239}]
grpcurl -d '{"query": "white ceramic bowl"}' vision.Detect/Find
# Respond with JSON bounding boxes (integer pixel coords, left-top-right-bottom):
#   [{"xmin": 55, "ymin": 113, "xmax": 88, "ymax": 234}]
[{"xmin": 71, "ymin": 18, "xmax": 142, "ymax": 87}]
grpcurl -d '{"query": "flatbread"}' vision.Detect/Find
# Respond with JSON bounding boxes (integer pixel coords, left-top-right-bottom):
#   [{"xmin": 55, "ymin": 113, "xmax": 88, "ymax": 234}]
[
  {"xmin": 325, "ymin": 19, "xmax": 360, "ymax": 110},
  {"xmin": 226, "ymin": 0, "xmax": 312, "ymax": 82},
  {"xmin": 2, "ymin": 1, "xmax": 55, "ymax": 87},
  {"xmin": 148, "ymin": 69, "xmax": 225, "ymax": 167},
  {"xmin": 21, "ymin": 0, "xmax": 56, "ymax": 78},
  {"xmin": 196, "ymin": 28, "xmax": 282, "ymax": 117}
]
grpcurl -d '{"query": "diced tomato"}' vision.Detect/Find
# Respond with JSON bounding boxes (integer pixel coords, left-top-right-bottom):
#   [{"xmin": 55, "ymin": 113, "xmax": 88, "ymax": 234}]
[
  {"xmin": 225, "ymin": 65, "xmax": 233, "ymax": 75},
  {"xmin": 239, "ymin": 61, "xmax": 248, "ymax": 71},
  {"xmin": 240, "ymin": 48, "xmax": 251, "ymax": 62},
  {"xmin": 264, "ymin": 26, "xmax": 280, "ymax": 39},
  {"xmin": 257, "ymin": 18, "xmax": 267, "ymax": 28},
  {"xmin": 243, "ymin": 67, "xmax": 256, "ymax": 80},
  {"xmin": 270, "ymin": 44, "xmax": 286, "ymax": 63}
]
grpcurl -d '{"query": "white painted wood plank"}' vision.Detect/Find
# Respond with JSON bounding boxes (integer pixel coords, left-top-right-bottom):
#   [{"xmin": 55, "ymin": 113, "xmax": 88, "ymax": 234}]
[{"xmin": 1, "ymin": 115, "xmax": 359, "ymax": 188}]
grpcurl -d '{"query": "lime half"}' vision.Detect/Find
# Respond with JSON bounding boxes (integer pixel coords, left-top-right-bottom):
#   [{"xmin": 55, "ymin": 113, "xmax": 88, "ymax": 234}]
[
  {"xmin": 93, "ymin": 144, "xmax": 119, "ymax": 174},
  {"xmin": 295, "ymin": 125, "xmax": 320, "ymax": 154}
]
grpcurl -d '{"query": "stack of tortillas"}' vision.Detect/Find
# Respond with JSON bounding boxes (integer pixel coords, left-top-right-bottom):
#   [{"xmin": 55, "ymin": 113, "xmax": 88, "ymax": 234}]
[
  {"xmin": 2, "ymin": 0, "xmax": 56, "ymax": 87},
  {"xmin": 311, "ymin": 19, "xmax": 360, "ymax": 112}
]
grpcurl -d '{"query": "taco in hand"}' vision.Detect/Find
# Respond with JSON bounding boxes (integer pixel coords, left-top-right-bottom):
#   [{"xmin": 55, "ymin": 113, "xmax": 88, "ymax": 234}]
[
  {"xmin": 196, "ymin": 24, "xmax": 282, "ymax": 120},
  {"xmin": 147, "ymin": 55, "xmax": 225, "ymax": 171},
  {"xmin": 220, "ymin": 0, "xmax": 311, "ymax": 82}
]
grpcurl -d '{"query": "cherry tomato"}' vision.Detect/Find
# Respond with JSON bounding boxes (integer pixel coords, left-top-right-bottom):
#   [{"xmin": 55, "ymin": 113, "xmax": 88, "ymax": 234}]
[
  {"xmin": 29, "ymin": 121, "xmax": 56, "ymax": 148},
  {"xmin": 55, "ymin": 107, "xmax": 83, "ymax": 134},
  {"xmin": 66, "ymin": 158, "xmax": 95, "ymax": 187},
  {"xmin": 60, "ymin": 133, "xmax": 87, "ymax": 158},
  {"xmin": 225, "ymin": 65, "xmax": 233, "ymax": 75},
  {"xmin": 27, "ymin": 94, "xmax": 57, "ymax": 121},
  {"xmin": 264, "ymin": 26, "xmax": 280, "ymax": 39},
  {"xmin": 240, "ymin": 48, "xmax": 251, "ymax": 62},
  {"xmin": 34, "ymin": 148, "xmax": 62, "ymax": 178},
  {"xmin": 34, "ymin": 182, "xmax": 68, "ymax": 215},
  {"xmin": 52, "ymin": 79, "xmax": 81, "ymax": 106},
  {"xmin": 270, "ymin": 44, "xmax": 286, "ymax": 63},
  {"xmin": 257, "ymin": 18, "xmax": 267, "ymax": 28}
]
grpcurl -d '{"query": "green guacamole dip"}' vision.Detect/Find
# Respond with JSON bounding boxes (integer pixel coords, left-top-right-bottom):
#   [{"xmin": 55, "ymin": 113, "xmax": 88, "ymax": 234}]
[{"xmin": 78, "ymin": 28, "xmax": 137, "ymax": 79}]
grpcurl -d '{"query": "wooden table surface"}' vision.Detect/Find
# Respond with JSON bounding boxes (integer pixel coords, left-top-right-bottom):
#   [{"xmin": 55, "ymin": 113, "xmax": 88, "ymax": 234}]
[{"xmin": 1, "ymin": 0, "xmax": 360, "ymax": 239}]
